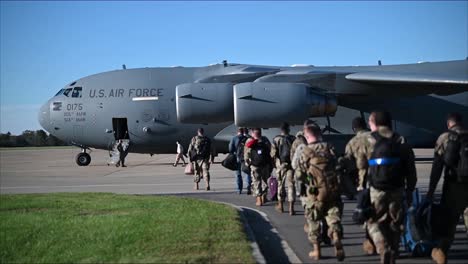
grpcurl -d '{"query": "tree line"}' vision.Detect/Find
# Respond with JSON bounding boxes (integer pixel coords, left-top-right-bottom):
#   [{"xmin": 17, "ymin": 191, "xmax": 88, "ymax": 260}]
[{"xmin": 0, "ymin": 130, "xmax": 68, "ymax": 147}]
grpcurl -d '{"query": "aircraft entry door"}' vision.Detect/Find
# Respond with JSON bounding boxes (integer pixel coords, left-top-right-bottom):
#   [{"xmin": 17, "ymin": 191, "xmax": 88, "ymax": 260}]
[{"xmin": 112, "ymin": 118, "xmax": 129, "ymax": 140}]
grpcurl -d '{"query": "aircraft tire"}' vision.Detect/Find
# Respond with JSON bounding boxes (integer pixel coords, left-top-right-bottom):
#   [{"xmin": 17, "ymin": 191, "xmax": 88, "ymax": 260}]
[{"xmin": 76, "ymin": 153, "xmax": 91, "ymax": 166}]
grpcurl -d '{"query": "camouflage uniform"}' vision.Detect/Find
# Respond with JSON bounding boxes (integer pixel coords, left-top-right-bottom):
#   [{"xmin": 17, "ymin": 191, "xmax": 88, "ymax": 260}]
[
  {"xmin": 297, "ymin": 141, "xmax": 343, "ymax": 243},
  {"xmin": 464, "ymin": 208, "xmax": 468, "ymax": 235},
  {"xmin": 355, "ymin": 126, "xmax": 417, "ymax": 260},
  {"xmin": 187, "ymin": 135, "xmax": 212, "ymax": 186},
  {"xmin": 244, "ymin": 137, "xmax": 271, "ymax": 197},
  {"xmin": 291, "ymin": 132, "xmax": 308, "ymax": 206},
  {"xmin": 428, "ymin": 125, "xmax": 468, "ymax": 252},
  {"xmin": 344, "ymin": 129, "xmax": 370, "ymax": 190},
  {"xmin": 271, "ymin": 134, "xmax": 296, "ymax": 202}
]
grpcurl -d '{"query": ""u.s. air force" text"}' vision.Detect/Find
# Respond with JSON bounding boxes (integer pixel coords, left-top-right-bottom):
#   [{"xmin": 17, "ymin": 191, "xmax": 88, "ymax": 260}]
[{"xmin": 88, "ymin": 88, "xmax": 163, "ymax": 98}]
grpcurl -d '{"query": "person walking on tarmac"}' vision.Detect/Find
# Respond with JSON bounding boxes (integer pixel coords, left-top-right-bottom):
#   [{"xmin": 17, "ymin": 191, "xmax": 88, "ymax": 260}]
[
  {"xmin": 355, "ymin": 111, "xmax": 417, "ymax": 264},
  {"xmin": 271, "ymin": 122, "xmax": 297, "ymax": 215},
  {"xmin": 426, "ymin": 112, "xmax": 468, "ymax": 264},
  {"xmin": 187, "ymin": 128, "xmax": 213, "ymax": 191},
  {"xmin": 341, "ymin": 117, "xmax": 376, "ymax": 255},
  {"xmin": 244, "ymin": 128, "xmax": 272, "ymax": 206},
  {"xmin": 116, "ymin": 139, "xmax": 128, "ymax": 167},
  {"xmin": 173, "ymin": 141, "xmax": 187, "ymax": 167},
  {"xmin": 296, "ymin": 121, "xmax": 345, "ymax": 261},
  {"xmin": 229, "ymin": 127, "xmax": 252, "ymax": 195}
]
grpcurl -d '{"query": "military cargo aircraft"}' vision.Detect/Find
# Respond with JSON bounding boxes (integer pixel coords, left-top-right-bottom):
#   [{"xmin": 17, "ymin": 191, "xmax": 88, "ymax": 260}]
[{"xmin": 38, "ymin": 60, "xmax": 468, "ymax": 166}]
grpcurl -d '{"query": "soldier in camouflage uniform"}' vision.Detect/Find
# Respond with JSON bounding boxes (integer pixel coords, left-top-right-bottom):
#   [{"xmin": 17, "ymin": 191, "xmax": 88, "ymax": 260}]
[
  {"xmin": 292, "ymin": 130, "xmax": 308, "ymax": 209},
  {"xmin": 296, "ymin": 121, "xmax": 345, "ymax": 261},
  {"xmin": 271, "ymin": 122, "xmax": 297, "ymax": 215},
  {"xmin": 344, "ymin": 117, "xmax": 370, "ymax": 191},
  {"xmin": 354, "ymin": 111, "xmax": 417, "ymax": 264},
  {"xmin": 465, "ymin": 208, "xmax": 468, "ymax": 236},
  {"xmin": 342, "ymin": 117, "xmax": 377, "ymax": 255},
  {"xmin": 244, "ymin": 128, "xmax": 272, "ymax": 206},
  {"xmin": 187, "ymin": 128, "xmax": 212, "ymax": 191},
  {"xmin": 426, "ymin": 113, "xmax": 468, "ymax": 264}
]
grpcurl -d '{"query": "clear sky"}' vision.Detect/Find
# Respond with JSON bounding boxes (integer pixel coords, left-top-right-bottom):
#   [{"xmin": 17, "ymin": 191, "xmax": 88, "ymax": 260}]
[{"xmin": 1, "ymin": 1, "xmax": 467, "ymax": 134}]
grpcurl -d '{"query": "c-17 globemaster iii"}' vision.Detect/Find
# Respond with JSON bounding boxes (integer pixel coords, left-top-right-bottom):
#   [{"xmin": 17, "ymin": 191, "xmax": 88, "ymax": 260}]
[{"xmin": 38, "ymin": 59, "xmax": 468, "ymax": 166}]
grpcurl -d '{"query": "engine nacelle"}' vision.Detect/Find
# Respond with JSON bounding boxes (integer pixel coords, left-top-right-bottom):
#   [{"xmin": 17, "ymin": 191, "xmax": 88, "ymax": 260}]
[
  {"xmin": 176, "ymin": 83, "xmax": 233, "ymax": 123},
  {"xmin": 234, "ymin": 82, "xmax": 337, "ymax": 127}
]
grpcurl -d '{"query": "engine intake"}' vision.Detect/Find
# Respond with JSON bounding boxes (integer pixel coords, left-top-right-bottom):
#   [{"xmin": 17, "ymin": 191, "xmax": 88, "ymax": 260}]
[
  {"xmin": 234, "ymin": 82, "xmax": 337, "ymax": 127},
  {"xmin": 176, "ymin": 83, "xmax": 233, "ymax": 123}
]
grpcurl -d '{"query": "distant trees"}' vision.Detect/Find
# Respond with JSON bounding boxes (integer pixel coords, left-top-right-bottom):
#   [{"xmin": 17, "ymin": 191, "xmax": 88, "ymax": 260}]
[{"xmin": 0, "ymin": 130, "xmax": 67, "ymax": 147}]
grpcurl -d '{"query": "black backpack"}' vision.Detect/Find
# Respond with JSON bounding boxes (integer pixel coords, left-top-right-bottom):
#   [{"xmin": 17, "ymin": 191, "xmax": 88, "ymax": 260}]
[
  {"xmin": 250, "ymin": 140, "xmax": 271, "ymax": 167},
  {"xmin": 236, "ymin": 135, "xmax": 249, "ymax": 162},
  {"xmin": 278, "ymin": 135, "xmax": 295, "ymax": 163},
  {"xmin": 368, "ymin": 132, "xmax": 404, "ymax": 190},
  {"xmin": 443, "ymin": 131, "xmax": 468, "ymax": 183}
]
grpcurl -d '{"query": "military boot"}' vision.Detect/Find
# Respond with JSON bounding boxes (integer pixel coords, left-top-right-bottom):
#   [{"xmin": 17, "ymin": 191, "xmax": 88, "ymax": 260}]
[
  {"xmin": 363, "ymin": 239, "xmax": 376, "ymax": 255},
  {"xmin": 431, "ymin": 248, "xmax": 447, "ymax": 264},
  {"xmin": 308, "ymin": 243, "xmax": 321, "ymax": 261},
  {"xmin": 275, "ymin": 201, "xmax": 284, "ymax": 213},
  {"xmin": 333, "ymin": 232, "xmax": 345, "ymax": 262},
  {"xmin": 289, "ymin": 202, "xmax": 295, "ymax": 215},
  {"xmin": 380, "ymin": 251, "xmax": 391, "ymax": 264},
  {"xmin": 256, "ymin": 196, "xmax": 262, "ymax": 206}
]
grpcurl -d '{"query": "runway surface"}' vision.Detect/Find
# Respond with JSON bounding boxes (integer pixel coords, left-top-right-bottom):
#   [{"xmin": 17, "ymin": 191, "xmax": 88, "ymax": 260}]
[{"xmin": 1, "ymin": 148, "xmax": 467, "ymax": 263}]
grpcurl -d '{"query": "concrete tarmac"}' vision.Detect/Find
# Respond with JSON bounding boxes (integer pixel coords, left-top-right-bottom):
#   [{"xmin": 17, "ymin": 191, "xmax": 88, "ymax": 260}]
[{"xmin": 1, "ymin": 148, "xmax": 467, "ymax": 263}]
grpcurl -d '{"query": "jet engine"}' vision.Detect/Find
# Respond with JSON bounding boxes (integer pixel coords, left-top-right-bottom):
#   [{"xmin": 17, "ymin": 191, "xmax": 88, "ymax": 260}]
[
  {"xmin": 176, "ymin": 83, "xmax": 233, "ymax": 123},
  {"xmin": 234, "ymin": 82, "xmax": 337, "ymax": 127}
]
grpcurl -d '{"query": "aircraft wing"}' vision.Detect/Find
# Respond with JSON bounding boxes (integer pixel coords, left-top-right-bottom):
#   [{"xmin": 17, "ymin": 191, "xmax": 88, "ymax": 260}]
[{"xmin": 345, "ymin": 71, "xmax": 468, "ymax": 95}]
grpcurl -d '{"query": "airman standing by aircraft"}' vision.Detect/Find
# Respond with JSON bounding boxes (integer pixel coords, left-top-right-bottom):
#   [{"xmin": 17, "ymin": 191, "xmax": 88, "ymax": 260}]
[
  {"xmin": 229, "ymin": 127, "xmax": 252, "ymax": 195},
  {"xmin": 188, "ymin": 128, "xmax": 212, "ymax": 191},
  {"xmin": 244, "ymin": 128, "xmax": 272, "ymax": 206},
  {"xmin": 426, "ymin": 112, "xmax": 468, "ymax": 264},
  {"xmin": 355, "ymin": 111, "xmax": 417, "ymax": 264},
  {"xmin": 173, "ymin": 141, "xmax": 186, "ymax": 167},
  {"xmin": 271, "ymin": 122, "xmax": 297, "ymax": 215},
  {"xmin": 296, "ymin": 121, "xmax": 345, "ymax": 261}
]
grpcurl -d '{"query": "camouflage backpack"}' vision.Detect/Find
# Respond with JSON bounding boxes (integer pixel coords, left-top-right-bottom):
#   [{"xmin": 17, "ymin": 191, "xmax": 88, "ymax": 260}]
[
  {"xmin": 302, "ymin": 143, "xmax": 340, "ymax": 202},
  {"xmin": 193, "ymin": 136, "xmax": 211, "ymax": 160}
]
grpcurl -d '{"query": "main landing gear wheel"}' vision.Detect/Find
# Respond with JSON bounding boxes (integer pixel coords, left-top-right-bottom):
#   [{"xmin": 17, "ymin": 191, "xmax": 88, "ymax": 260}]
[{"xmin": 76, "ymin": 152, "xmax": 91, "ymax": 166}]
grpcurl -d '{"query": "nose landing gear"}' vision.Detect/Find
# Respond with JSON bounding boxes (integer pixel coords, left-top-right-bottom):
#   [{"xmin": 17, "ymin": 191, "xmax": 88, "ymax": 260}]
[
  {"xmin": 76, "ymin": 150, "xmax": 91, "ymax": 166},
  {"xmin": 71, "ymin": 142, "xmax": 92, "ymax": 166}
]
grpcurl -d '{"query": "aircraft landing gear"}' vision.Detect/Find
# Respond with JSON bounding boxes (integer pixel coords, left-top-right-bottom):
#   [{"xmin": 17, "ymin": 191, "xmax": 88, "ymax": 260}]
[{"xmin": 76, "ymin": 150, "xmax": 91, "ymax": 166}]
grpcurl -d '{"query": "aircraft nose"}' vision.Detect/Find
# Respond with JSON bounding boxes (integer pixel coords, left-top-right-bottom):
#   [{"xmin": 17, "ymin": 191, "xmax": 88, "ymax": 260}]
[{"xmin": 38, "ymin": 102, "xmax": 51, "ymax": 132}]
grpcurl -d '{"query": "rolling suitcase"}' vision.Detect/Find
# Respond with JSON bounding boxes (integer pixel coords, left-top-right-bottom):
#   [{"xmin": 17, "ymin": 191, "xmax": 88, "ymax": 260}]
[{"xmin": 267, "ymin": 176, "xmax": 278, "ymax": 201}]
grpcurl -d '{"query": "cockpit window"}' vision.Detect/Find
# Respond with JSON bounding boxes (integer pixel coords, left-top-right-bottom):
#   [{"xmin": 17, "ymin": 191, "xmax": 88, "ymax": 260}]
[
  {"xmin": 71, "ymin": 87, "xmax": 82, "ymax": 98},
  {"xmin": 63, "ymin": 88, "xmax": 72, "ymax": 97},
  {"xmin": 55, "ymin": 89, "xmax": 64, "ymax": 96}
]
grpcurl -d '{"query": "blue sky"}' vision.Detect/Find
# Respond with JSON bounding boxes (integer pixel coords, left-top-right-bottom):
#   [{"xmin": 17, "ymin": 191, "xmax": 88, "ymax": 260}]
[{"xmin": 1, "ymin": 1, "xmax": 467, "ymax": 134}]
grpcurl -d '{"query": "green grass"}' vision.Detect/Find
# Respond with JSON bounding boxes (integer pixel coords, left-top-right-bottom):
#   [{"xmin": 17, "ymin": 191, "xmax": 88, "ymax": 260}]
[
  {"xmin": 0, "ymin": 146, "xmax": 74, "ymax": 151},
  {"xmin": 0, "ymin": 193, "xmax": 255, "ymax": 263}
]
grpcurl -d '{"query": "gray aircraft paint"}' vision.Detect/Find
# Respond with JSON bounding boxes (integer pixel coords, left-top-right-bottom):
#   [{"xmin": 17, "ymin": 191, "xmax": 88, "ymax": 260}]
[{"xmin": 39, "ymin": 60, "xmax": 468, "ymax": 163}]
